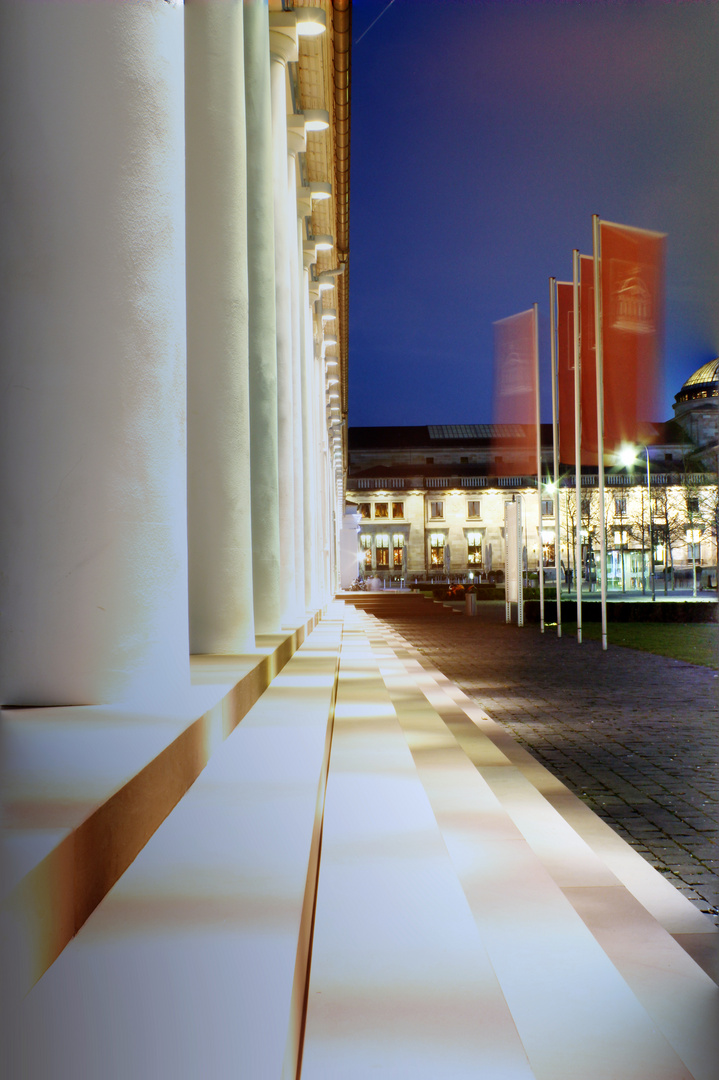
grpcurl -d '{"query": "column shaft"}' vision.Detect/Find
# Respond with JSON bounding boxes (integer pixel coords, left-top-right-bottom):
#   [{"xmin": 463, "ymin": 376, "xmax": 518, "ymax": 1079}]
[
  {"xmin": 0, "ymin": 1, "xmax": 189, "ymax": 706},
  {"xmin": 244, "ymin": 0, "xmax": 282, "ymax": 635},
  {"xmin": 270, "ymin": 46, "xmax": 299, "ymax": 626},
  {"xmin": 185, "ymin": 0, "xmax": 254, "ymax": 654},
  {"xmin": 288, "ymin": 174, "xmax": 307, "ymax": 613},
  {"xmin": 300, "ymin": 272, "xmax": 318, "ymax": 608}
]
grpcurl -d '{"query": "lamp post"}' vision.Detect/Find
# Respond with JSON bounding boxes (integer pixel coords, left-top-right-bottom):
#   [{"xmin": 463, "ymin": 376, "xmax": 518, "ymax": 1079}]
[
  {"xmin": 619, "ymin": 443, "xmax": 655, "ymax": 601},
  {"xmin": 645, "ymin": 445, "xmax": 655, "ymax": 601}
]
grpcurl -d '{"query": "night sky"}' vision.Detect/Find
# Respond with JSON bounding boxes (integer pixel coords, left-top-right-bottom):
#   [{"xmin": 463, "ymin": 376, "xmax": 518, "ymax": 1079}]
[{"xmin": 348, "ymin": 0, "xmax": 719, "ymax": 427}]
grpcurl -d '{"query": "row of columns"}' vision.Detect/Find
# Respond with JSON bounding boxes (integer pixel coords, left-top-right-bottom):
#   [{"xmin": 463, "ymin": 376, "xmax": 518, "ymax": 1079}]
[{"xmin": 0, "ymin": 0, "xmax": 337, "ymax": 708}]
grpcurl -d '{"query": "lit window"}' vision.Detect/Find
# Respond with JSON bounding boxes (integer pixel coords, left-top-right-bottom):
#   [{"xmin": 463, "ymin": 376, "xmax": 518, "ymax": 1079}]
[
  {"xmin": 467, "ymin": 531, "xmax": 482, "ymax": 565},
  {"xmin": 429, "ymin": 532, "xmax": 445, "ymax": 567},
  {"xmin": 392, "ymin": 533, "xmax": 404, "ymax": 567},
  {"xmin": 613, "ymin": 529, "xmax": 627, "ymax": 545},
  {"xmin": 375, "ymin": 533, "xmax": 389, "ymax": 567},
  {"xmin": 359, "ymin": 533, "xmax": 372, "ymax": 570},
  {"xmin": 686, "ymin": 527, "xmax": 701, "ymax": 543},
  {"xmin": 429, "ymin": 500, "xmax": 443, "ymax": 519},
  {"xmin": 392, "ymin": 501, "xmax": 404, "ymax": 519},
  {"xmin": 358, "ymin": 503, "xmax": 371, "ymax": 519},
  {"xmin": 375, "ymin": 502, "xmax": 389, "ymax": 518},
  {"xmin": 467, "ymin": 500, "xmax": 481, "ymax": 519},
  {"xmin": 614, "ymin": 497, "xmax": 627, "ymax": 516}
]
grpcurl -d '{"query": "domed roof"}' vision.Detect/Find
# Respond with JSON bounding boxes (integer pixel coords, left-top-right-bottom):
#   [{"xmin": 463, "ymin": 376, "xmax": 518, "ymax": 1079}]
[
  {"xmin": 674, "ymin": 359, "xmax": 719, "ymax": 409},
  {"xmin": 681, "ymin": 359, "xmax": 719, "ymax": 389}
]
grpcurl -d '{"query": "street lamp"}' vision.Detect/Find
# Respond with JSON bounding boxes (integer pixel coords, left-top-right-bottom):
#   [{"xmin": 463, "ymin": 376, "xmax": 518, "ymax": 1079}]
[{"xmin": 619, "ymin": 443, "xmax": 655, "ymax": 601}]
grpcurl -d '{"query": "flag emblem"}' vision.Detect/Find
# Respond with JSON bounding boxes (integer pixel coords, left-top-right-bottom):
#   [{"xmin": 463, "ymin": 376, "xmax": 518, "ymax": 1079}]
[{"xmin": 609, "ymin": 260, "xmax": 656, "ymax": 334}]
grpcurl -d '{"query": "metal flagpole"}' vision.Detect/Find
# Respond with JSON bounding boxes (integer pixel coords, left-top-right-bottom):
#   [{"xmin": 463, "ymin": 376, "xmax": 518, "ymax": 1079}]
[
  {"xmin": 572, "ymin": 249, "xmax": 582, "ymax": 644},
  {"xmin": 549, "ymin": 278, "xmax": 562, "ymax": 637},
  {"xmin": 592, "ymin": 215, "xmax": 608, "ymax": 651},
  {"xmin": 533, "ymin": 302, "xmax": 544, "ymax": 634}
]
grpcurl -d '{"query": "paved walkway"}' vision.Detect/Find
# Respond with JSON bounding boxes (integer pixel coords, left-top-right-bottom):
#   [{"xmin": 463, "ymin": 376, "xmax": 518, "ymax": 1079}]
[{"xmin": 374, "ymin": 601, "xmax": 719, "ymax": 925}]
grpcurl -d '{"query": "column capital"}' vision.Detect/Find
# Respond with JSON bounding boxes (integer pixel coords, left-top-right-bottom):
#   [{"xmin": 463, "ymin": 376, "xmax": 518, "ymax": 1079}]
[{"xmin": 269, "ymin": 13, "xmax": 298, "ymax": 63}]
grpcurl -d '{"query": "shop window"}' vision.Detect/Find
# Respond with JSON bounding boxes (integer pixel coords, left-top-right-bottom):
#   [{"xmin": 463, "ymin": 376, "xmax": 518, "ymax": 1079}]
[
  {"xmin": 614, "ymin": 497, "xmax": 627, "ymax": 516},
  {"xmin": 429, "ymin": 532, "xmax": 445, "ymax": 567},
  {"xmin": 467, "ymin": 499, "xmax": 481, "ymax": 519},
  {"xmin": 375, "ymin": 502, "xmax": 389, "ymax": 518},
  {"xmin": 467, "ymin": 531, "xmax": 482, "ymax": 566},
  {"xmin": 429, "ymin": 500, "xmax": 444, "ymax": 519},
  {"xmin": 376, "ymin": 533, "xmax": 389, "ymax": 567},
  {"xmin": 392, "ymin": 533, "xmax": 404, "ymax": 567},
  {"xmin": 392, "ymin": 501, "xmax": 404, "ymax": 519},
  {"xmin": 359, "ymin": 533, "xmax": 372, "ymax": 570},
  {"xmin": 358, "ymin": 503, "xmax": 371, "ymax": 519}
]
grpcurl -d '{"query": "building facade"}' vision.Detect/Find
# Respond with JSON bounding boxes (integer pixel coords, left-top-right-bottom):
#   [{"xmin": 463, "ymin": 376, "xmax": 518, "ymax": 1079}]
[{"xmin": 345, "ymin": 364, "xmax": 719, "ymax": 590}]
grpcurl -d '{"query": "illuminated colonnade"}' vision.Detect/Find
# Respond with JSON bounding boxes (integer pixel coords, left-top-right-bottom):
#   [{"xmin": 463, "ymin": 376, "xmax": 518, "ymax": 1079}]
[{"xmin": 0, "ymin": 0, "xmax": 346, "ymax": 707}]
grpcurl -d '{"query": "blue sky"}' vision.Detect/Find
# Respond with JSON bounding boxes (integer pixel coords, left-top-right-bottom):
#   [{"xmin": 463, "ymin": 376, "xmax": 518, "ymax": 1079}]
[{"xmin": 348, "ymin": 0, "xmax": 719, "ymax": 426}]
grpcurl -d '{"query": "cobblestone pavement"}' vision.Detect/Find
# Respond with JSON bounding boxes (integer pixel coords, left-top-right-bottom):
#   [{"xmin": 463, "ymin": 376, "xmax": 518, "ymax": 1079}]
[{"xmin": 378, "ymin": 603, "xmax": 719, "ymax": 924}]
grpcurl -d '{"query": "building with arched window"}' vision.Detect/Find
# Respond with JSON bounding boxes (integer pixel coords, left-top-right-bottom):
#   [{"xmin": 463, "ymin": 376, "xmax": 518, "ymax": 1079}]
[{"xmin": 346, "ymin": 366, "xmax": 718, "ymax": 590}]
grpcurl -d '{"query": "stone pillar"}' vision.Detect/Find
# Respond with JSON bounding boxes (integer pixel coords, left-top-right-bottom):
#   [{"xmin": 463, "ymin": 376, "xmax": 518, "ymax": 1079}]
[
  {"xmin": 244, "ymin": 0, "xmax": 282, "ymax": 635},
  {"xmin": 0, "ymin": 1, "xmax": 189, "ymax": 707},
  {"xmin": 185, "ymin": 0, "xmax": 254, "ymax": 654},
  {"xmin": 300, "ymin": 271, "xmax": 318, "ymax": 608},
  {"xmin": 287, "ymin": 155, "xmax": 307, "ymax": 614},
  {"xmin": 269, "ymin": 22, "xmax": 300, "ymax": 626}
]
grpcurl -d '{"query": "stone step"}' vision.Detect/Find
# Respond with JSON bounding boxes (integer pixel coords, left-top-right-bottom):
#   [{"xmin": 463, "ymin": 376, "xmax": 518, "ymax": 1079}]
[
  {"xmin": 300, "ymin": 609, "xmax": 536, "ymax": 1079},
  {"xmin": 4, "ymin": 612, "xmax": 343, "ymax": 1080}
]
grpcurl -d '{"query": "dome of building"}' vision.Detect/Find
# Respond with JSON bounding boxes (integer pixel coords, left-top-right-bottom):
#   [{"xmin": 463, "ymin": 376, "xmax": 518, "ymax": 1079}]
[
  {"xmin": 675, "ymin": 358, "xmax": 719, "ymax": 405},
  {"xmin": 672, "ymin": 358, "xmax": 718, "ymax": 456}
]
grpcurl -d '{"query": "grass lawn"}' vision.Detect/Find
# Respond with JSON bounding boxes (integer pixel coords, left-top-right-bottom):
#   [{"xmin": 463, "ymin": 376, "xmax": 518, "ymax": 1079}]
[{"xmin": 550, "ymin": 621, "xmax": 718, "ymax": 669}]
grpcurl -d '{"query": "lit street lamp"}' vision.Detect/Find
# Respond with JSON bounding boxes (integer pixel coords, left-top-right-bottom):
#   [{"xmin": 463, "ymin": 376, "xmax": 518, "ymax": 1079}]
[{"xmin": 619, "ymin": 443, "xmax": 655, "ymax": 601}]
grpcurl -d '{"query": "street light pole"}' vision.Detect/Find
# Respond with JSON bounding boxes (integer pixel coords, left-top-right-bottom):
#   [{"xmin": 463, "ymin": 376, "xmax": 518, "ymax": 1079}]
[{"xmin": 646, "ymin": 445, "xmax": 655, "ymax": 601}]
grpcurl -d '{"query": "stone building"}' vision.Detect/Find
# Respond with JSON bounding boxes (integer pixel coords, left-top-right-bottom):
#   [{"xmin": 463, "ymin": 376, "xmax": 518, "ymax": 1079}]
[
  {"xmin": 1, "ymin": 2, "xmax": 352, "ymax": 1073},
  {"xmin": 345, "ymin": 362, "xmax": 719, "ymax": 589}
]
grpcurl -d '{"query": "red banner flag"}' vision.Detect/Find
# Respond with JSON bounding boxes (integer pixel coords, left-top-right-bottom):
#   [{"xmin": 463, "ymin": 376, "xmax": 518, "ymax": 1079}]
[
  {"xmin": 492, "ymin": 307, "xmax": 537, "ymax": 476},
  {"xmin": 598, "ymin": 221, "xmax": 665, "ymax": 453},
  {"xmin": 556, "ymin": 281, "xmax": 575, "ymax": 464},
  {"xmin": 579, "ymin": 254, "xmax": 598, "ymax": 464}
]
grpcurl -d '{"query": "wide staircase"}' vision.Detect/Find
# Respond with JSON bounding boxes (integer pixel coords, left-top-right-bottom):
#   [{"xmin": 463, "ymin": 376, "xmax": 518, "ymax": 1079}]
[{"xmin": 5, "ymin": 601, "xmax": 718, "ymax": 1079}]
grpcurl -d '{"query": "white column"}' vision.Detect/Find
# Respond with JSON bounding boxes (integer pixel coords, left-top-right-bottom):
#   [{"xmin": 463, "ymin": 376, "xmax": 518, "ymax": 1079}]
[
  {"xmin": 269, "ymin": 25, "xmax": 300, "ymax": 626},
  {"xmin": 244, "ymin": 0, "xmax": 282, "ymax": 635},
  {"xmin": 185, "ymin": 0, "xmax": 254, "ymax": 654},
  {"xmin": 0, "ymin": 2, "xmax": 189, "ymax": 707},
  {"xmin": 287, "ymin": 152, "xmax": 306, "ymax": 614},
  {"xmin": 301, "ymin": 271, "xmax": 319, "ymax": 608}
]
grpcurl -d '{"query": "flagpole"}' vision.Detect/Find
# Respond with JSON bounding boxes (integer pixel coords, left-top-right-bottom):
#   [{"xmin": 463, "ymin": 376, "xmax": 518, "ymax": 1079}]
[
  {"xmin": 572, "ymin": 249, "xmax": 582, "ymax": 644},
  {"xmin": 533, "ymin": 302, "xmax": 544, "ymax": 634},
  {"xmin": 549, "ymin": 279, "xmax": 561, "ymax": 637},
  {"xmin": 592, "ymin": 214, "xmax": 608, "ymax": 651}
]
